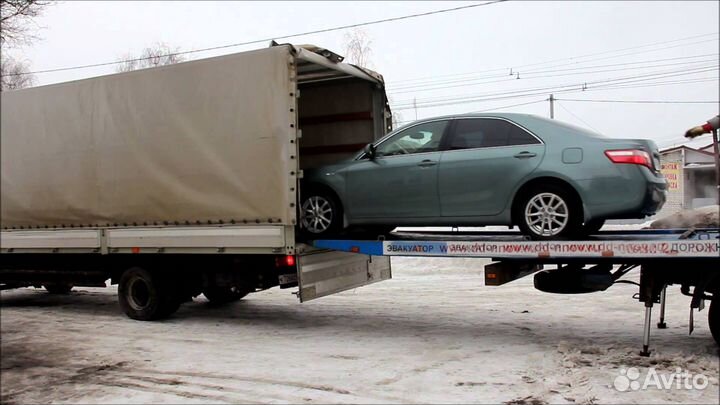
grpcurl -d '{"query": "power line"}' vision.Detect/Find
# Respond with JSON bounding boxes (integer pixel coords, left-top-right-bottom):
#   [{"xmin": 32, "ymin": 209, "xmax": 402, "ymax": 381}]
[
  {"xmin": 521, "ymin": 53, "xmax": 719, "ymax": 75},
  {"xmin": 1, "ymin": 0, "xmax": 507, "ymax": 77},
  {"xmin": 387, "ymin": 52, "xmax": 719, "ymax": 91},
  {"xmin": 555, "ymin": 101, "xmax": 601, "ymax": 133},
  {"xmin": 510, "ymin": 32, "xmax": 719, "ymax": 70},
  {"xmin": 470, "ymin": 99, "xmax": 547, "ymax": 113},
  {"xmin": 555, "ymin": 98, "xmax": 719, "ymax": 104},
  {"xmin": 391, "ymin": 65, "xmax": 718, "ymax": 107},
  {"xmin": 389, "ymin": 79, "xmax": 719, "ymax": 113},
  {"xmin": 585, "ymin": 77, "xmax": 718, "ymax": 91},
  {"xmin": 388, "ymin": 32, "xmax": 719, "ymax": 85},
  {"xmin": 388, "ymin": 54, "xmax": 719, "ymax": 90},
  {"xmin": 393, "ymin": 98, "xmax": 575, "ymax": 126},
  {"xmin": 393, "ymin": 92, "xmax": 564, "ymax": 111},
  {"xmin": 390, "ymin": 76, "xmax": 720, "ymax": 121},
  {"xmin": 391, "ymin": 65, "xmax": 718, "ymax": 105},
  {"xmin": 388, "ymin": 59, "xmax": 718, "ymax": 94},
  {"xmin": 509, "ymin": 38, "xmax": 720, "ymax": 74},
  {"xmin": 390, "ymin": 69, "xmax": 719, "ymax": 111}
]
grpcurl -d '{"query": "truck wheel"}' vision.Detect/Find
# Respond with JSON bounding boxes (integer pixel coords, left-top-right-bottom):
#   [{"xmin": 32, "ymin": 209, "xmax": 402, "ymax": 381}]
[
  {"xmin": 300, "ymin": 189, "xmax": 343, "ymax": 237},
  {"xmin": 710, "ymin": 298, "xmax": 720, "ymax": 346},
  {"xmin": 516, "ymin": 185, "xmax": 582, "ymax": 240},
  {"xmin": 203, "ymin": 286, "xmax": 249, "ymax": 305},
  {"xmin": 43, "ymin": 283, "xmax": 74, "ymax": 294},
  {"xmin": 118, "ymin": 267, "xmax": 180, "ymax": 321}
]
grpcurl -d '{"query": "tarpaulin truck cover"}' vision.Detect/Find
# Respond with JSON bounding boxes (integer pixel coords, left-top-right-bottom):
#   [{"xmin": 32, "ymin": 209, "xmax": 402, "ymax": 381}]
[{"xmin": 1, "ymin": 46, "xmax": 299, "ymax": 229}]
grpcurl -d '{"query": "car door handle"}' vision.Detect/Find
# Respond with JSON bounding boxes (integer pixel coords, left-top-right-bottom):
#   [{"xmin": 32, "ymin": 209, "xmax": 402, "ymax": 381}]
[
  {"xmin": 513, "ymin": 152, "xmax": 537, "ymax": 159},
  {"xmin": 417, "ymin": 160, "xmax": 438, "ymax": 167}
]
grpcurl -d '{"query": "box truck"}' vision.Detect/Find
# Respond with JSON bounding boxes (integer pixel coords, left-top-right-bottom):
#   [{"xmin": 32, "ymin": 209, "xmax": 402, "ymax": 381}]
[{"xmin": 1, "ymin": 43, "xmax": 393, "ymax": 319}]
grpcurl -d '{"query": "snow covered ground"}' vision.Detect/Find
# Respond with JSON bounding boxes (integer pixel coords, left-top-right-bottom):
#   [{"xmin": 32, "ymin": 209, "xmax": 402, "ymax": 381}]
[{"xmin": 2, "ymin": 255, "xmax": 718, "ymax": 404}]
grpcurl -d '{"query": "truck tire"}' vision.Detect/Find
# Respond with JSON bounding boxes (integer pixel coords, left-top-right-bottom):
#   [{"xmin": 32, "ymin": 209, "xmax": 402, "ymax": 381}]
[
  {"xmin": 203, "ymin": 286, "xmax": 249, "ymax": 305},
  {"xmin": 516, "ymin": 184, "xmax": 582, "ymax": 240},
  {"xmin": 118, "ymin": 267, "xmax": 180, "ymax": 321},
  {"xmin": 43, "ymin": 283, "xmax": 74, "ymax": 294},
  {"xmin": 710, "ymin": 298, "xmax": 720, "ymax": 347}
]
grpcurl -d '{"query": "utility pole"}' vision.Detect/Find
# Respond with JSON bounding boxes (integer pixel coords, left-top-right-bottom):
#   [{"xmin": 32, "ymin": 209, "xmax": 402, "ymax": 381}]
[
  {"xmin": 549, "ymin": 94, "xmax": 555, "ymax": 119},
  {"xmin": 712, "ymin": 128, "xmax": 720, "ymax": 204},
  {"xmin": 413, "ymin": 97, "xmax": 418, "ymax": 121}
]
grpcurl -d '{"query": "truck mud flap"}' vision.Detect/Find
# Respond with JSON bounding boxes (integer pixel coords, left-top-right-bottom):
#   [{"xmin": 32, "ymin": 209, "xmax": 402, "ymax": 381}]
[{"xmin": 297, "ymin": 250, "xmax": 391, "ymax": 302}]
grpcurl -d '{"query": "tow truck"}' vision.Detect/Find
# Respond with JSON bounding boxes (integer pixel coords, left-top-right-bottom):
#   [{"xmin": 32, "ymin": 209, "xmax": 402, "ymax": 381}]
[{"xmin": 307, "ymin": 226, "xmax": 720, "ymax": 356}]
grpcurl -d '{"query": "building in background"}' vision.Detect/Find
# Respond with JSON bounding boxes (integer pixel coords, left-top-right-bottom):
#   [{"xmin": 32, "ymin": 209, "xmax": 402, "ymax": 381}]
[{"xmin": 657, "ymin": 142, "xmax": 718, "ymax": 218}]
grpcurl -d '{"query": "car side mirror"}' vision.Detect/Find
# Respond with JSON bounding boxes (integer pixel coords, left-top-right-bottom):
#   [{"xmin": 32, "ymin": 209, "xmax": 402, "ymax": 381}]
[{"xmin": 364, "ymin": 143, "xmax": 376, "ymax": 159}]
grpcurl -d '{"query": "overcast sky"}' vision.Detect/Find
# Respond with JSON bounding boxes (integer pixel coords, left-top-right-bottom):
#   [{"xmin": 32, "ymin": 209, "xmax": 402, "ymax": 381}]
[{"xmin": 6, "ymin": 1, "xmax": 719, "ymax": 148}]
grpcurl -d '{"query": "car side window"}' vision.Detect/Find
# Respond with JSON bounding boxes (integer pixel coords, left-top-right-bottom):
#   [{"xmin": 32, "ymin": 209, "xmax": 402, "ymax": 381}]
[
  {"xmin": 507, "ymin": 124, "xmax": 541, "ymax": 146},
  {"xmin": 449, "ymin": 118, "xmax": 539, "ymax": 150},
  {"xmin": 375, "ymin": 120, "xmax": 448, "ymax": 157}
]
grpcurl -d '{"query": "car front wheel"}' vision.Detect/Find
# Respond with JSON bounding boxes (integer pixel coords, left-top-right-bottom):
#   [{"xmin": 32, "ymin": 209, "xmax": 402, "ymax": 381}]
[
  {"xmin": 517, "ymin": 186, "xmax": 582, "ymax": 240},
  {"xmin": 300, "ymin": 189, "xmax": 343, "ymax": 238}
]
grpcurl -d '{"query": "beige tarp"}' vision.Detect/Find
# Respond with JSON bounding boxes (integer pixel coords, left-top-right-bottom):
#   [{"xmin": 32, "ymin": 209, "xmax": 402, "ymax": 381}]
[{"xmin": 1, "ymin": 46, "xmax": 297, "ymax": 228}]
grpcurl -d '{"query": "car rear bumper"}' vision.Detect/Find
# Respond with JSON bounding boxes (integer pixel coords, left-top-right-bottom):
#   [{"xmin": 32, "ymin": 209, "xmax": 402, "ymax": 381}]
[
  {"xmin": 611, "ymin": 170, "xmax": 667, "ymax": 219},
  {"xmin": 640, "ymin": 179, "xmax": 667, "ymax": 215},
  {"xmin": 580, "ymin": 166, "xmax": 667, "ymax": 220}
]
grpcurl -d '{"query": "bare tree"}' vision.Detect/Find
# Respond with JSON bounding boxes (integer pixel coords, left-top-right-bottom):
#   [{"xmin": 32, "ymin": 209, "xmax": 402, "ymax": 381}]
[
  {"xmin": 1, "ymin": 55, "xmax": 34, "ymax": 90},
  {"xmin": 387, "ymin": 95, "xmax": 404, "ymax": 130},
  {"xmin": 343, "ymin": 29, "xmax": 373, "ymax": 68},
  {"xmin": 0, "ymin": 0, "xmax": 50, "ymax": 90},
  {"xmin": 0, "ymin": 0, "xmax": 50, "ymax": 47},
  {"xmin": 116, "ymin": 43, "xmax": 186, "ymax": 72},
  {"xmin": 342, "ymin": 30, "xmax": 401, "ymax": 128}
]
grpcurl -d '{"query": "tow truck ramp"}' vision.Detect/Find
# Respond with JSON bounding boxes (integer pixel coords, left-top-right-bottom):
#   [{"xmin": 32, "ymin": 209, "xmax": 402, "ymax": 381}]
[{"xmin": 311, "ymin": 229, "xmax": 720, "ymax": 260}]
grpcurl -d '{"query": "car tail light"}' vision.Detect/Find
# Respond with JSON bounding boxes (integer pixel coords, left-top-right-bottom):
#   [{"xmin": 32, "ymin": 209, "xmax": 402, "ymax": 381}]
[{"xmin": 604, "ymin": 149, "xmax": 653, "ymax": 169}]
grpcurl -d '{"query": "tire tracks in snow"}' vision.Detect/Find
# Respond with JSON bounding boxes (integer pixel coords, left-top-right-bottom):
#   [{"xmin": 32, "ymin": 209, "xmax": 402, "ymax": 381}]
[{"xmin": 69, "ymin": 364, "xmax": 408, "ymax": 404}]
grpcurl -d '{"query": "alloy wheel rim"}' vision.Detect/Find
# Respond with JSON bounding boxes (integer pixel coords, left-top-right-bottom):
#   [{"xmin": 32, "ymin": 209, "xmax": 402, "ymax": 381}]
[
  {"xmin": 302, "ymin": 196, "xmax": 333, "ymax": 234},
  {"xmin": 525, "ymin": 192, "xmax": 569, "ymax": 237}
]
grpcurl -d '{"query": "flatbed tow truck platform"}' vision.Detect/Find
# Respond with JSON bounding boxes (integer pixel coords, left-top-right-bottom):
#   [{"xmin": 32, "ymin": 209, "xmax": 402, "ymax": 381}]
[{"xmin": 310, "ymin": 228, "xmax": 720, "ymax": 355}]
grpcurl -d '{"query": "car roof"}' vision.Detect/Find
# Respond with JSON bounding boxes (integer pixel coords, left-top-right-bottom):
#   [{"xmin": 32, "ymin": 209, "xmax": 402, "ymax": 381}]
[
  {"xmin": 400, "ymin": 112, "xmax": 542, "ymax": 123},
  {"xmin": 391, "ymin": 112, "xmax": 607, "ymax": 139}
]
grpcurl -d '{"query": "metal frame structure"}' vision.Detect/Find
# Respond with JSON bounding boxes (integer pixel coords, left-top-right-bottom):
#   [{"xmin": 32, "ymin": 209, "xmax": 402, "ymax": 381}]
[{"xmin": 310, "ymin": 228, "xmax": 720, "ymax": 355}]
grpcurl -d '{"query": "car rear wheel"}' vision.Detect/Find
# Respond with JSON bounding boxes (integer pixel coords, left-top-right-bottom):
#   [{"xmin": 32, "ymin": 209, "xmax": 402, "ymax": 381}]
[
  {"xmin": 300, "ymin": 189, "xmax": 343, "ymax": 237},
  {"xmin": 517, "ymin": 185, "xmax": 582, "ymax": 240}
]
